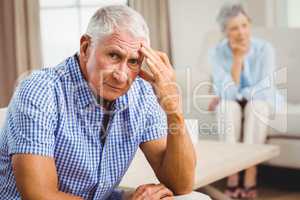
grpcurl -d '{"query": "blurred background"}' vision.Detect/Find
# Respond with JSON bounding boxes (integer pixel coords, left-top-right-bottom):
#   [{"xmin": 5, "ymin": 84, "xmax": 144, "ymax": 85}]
[{"xmin": 0, "ymin": 0, "xmax": 300, "ymax": 199}]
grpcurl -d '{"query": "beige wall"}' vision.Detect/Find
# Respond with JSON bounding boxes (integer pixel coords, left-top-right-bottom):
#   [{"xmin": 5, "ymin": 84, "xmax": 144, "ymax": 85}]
[
  {"xmin": 245, "ymin": 0, "xmax": 288, "ymax": 27},
  {"xmin": 169, "ymin": 0, "xmax": 222, "ymax": 69},
  {"xmin": 244, "ymin": 0, "xmax": 269, "ymax": 27}
]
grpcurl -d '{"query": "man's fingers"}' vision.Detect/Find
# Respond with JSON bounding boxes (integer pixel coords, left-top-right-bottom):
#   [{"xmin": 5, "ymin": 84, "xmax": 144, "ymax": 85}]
[
  {"xmin": 139, "ymin": 69, "xmax": 154, "ymax": 83},
  {"xmin": 140, "ymin": 47, "xmax": 160, "ymax": 64},
  {"xmin": 140, "ymin": 46, "xmax": 167, "ymax": 74},
  {"xmin": 152, "ymin": 186, "xmax": 174, "ymax": 199},
  {"xmin": 143, "ymin": 46, "xmax": 171, "ymax": 69},
  {"xmin": 145, "ymin": 58, "xmax": 160, "ymax": 77},
  {"xmin": 156, "ymin": 51, "xmax": 171, "ymax": 68},
  {"xmin": 133, "ymin": 184, "xmax": 174, "ymax": 200},
  {"xmin": 133, "ymin": 184, "xmax": 154, "ymax": 199},
  {"xmin": 151, "ymin": 183, "xmax": 169, "ymax": 194},
  {"xmin": 141, "ymin": 46, "xmax": 161, "ymax": 61},
  {"xmin": 140, "ymin": 46, "xmax": 172, "ymax": 76}
]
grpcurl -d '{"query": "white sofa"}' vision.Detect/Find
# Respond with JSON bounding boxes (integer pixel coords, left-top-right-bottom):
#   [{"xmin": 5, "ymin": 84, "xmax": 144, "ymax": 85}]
[
  {"xmin": 0, "ymin": 108, "xmax": 7, "ymax": 129},
  {"xmin": 173, "ymin": 28, "xmax": 300, "ymax": 169}
]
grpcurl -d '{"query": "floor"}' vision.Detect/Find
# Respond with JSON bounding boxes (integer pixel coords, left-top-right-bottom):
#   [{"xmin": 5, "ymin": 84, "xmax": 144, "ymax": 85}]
[{"xmin": 211, "ymin": 165, "xmax": 300, "ymax": 200}]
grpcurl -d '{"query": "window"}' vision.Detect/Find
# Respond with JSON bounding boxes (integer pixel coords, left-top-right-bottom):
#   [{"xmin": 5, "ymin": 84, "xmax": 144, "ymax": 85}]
[
  {"xmin": 287, "ymin": 0, "xmax": 300, "ymax": 27},
  {"xmin": 40, "ymin": 0, "xmax": 128, "ymax": 67}
]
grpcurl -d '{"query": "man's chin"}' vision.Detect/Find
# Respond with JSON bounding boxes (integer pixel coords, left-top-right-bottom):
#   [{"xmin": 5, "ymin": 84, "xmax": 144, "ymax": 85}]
[{"xmin": 99, "ymin": 90, "xmax": 126, "ymax": 102}]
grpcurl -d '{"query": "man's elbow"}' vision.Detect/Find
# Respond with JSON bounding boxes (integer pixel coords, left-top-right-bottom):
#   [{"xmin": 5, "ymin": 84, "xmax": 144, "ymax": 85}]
[
  {"xmin": 169, "ymin": 173, "xmax": 195, "ymax": 195},
  {"xmin": 171, "ymin": 180, "xmax": 194, "ymax": 195}
]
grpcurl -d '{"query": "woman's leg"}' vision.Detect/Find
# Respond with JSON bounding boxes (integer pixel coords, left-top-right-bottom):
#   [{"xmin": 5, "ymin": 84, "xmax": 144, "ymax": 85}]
[
  {"xmin": 217, "ymin": 100, "xmax": 242, "ymax": 143},
  {"xmin": 217, "ymin": 100, "xmax": 243, "ymax": 197},
  {"xmin": 244, "ymin": 166, "xmax": 257, "ymax": 187},
  {"xmin": 243, "ymin": 101, "xmax": 270, "ymax": 145},
  {"xmin": 242, "ymin": 101, "xmax": 270, "ymax": 198}
]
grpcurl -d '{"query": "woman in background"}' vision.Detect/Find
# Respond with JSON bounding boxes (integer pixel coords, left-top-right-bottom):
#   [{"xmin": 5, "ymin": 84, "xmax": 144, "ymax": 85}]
[{"xmin": 209, "ymin": 2, "xmax": 279, "ymax": 199}]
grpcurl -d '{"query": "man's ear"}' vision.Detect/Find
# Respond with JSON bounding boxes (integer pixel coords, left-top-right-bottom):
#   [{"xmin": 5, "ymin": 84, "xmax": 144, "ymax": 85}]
[{"xmin": 80, "ymin": 34, "xmax": 92, "ymax": 61}]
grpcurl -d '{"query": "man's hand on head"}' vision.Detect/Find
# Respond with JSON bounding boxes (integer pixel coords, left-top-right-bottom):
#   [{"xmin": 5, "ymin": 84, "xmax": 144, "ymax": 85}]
[
  {"xmin": 138, "ymin": 45, "xmax": 196, "ymax": 194},
  {"xmin": 138, "ymin": 46, "xmax": 181, "ymax": 115}
]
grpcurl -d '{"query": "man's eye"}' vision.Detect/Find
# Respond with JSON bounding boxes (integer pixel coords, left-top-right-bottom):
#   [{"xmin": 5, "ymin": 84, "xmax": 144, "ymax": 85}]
[
  {"xmin": 109, "ymin": 53, "xmax": 120, "ymax": 60},
  {"xmin": 128, "ymin": 59, "xmax": 139, "ymax": 65}
]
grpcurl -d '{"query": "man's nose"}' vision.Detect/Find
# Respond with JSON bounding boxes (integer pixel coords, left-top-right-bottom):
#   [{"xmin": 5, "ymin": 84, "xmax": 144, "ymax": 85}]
[{"xmin": 113, "ymin": 62, "xmax": 128, "ymax": 83}]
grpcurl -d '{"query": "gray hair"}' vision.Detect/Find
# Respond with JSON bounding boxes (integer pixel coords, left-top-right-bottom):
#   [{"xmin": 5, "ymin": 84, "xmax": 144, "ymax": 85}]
[
  {"xmin": 85, "ymin": 5, "xmax": 150, "ymax": 45},
  {"xmin": 216, "ymin": 2, "xmax": 251, "ymax": 32}
]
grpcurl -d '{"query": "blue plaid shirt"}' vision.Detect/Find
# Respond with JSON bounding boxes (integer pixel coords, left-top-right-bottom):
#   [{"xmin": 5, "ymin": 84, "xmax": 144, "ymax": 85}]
[{"xmin": 0, "ymin": 55, "xmax": 167, "ymax": 199}]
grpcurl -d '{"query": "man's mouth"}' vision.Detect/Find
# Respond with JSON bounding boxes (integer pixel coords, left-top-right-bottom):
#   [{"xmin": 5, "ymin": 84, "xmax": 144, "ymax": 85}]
[{"xmin": 104, "ymin": 83, "xmax": 124, "ymax": 90}]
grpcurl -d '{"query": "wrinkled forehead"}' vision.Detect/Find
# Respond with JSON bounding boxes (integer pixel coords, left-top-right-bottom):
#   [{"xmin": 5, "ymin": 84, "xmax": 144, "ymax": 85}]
[{"xmin": 100, "ymin": 31, "xmax": 148, "ymax": 53}]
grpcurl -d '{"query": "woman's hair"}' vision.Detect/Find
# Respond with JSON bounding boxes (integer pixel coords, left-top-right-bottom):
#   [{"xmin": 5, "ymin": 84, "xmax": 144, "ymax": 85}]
[
  {"xmin": 216, "ymin": 2, "xmax": 251, "ymax": 32},
  {"xmin": 85, "ymin": 5, "xmax": 150, "ymax": 45}
]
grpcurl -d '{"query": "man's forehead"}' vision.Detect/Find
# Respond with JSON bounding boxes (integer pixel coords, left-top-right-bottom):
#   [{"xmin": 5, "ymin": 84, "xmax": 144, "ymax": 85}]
[{"xmin": 101, "ymin": 31, "xmax": 147, "ymax": 51}]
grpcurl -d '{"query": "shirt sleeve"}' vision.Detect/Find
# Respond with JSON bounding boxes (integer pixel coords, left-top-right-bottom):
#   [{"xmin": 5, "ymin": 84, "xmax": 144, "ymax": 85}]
[
  {"xmin": 210, "ymin": 48, "xmax": 240, "ymax": 100},
  {"xmin": 140, "ymin": 84, "xmax": 168, "ymax": 143},
  {"xmin": 6, "ymin": 72, "xmax": 57, "ymax": 157},
  {"xmin": 107, "ymin": 189, "xmax": 124, "ymax": 200},
  {"xmin": 240, "ymin": 43, "xmax": 276, "ymax": 101}
]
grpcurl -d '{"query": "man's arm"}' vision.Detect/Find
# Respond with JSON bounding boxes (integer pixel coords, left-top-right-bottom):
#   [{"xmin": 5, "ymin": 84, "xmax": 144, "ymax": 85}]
[
  {"xmin": 140, "ymin": 114, "xmax": 196, "ymax": 195},
  {"xmin": 139, "ymin": 46, "xmax": 196, "ymax": 195},
  {"xmin": 12, "ymin": 154, "xmax": 83, "ymax": 200}
]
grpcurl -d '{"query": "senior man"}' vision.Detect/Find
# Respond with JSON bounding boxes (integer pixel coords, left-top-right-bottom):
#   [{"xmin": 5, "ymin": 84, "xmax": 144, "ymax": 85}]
[{"xmin": 0, "ymin": 5, "xmax": 196, "ymax": 200}]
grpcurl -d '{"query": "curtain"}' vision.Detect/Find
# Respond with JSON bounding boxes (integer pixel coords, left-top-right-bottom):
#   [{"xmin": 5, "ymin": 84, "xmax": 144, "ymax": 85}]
[
  {"xmin": 129, "ymin": 0, "xmax": 172, "ymax": 59},
  {"xmin": 0, "ymin": 0, "xmax": 42, "ymax": 107}
]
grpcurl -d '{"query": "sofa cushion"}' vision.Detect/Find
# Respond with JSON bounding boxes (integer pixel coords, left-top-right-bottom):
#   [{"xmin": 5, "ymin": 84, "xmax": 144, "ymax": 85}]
[
  {"xmin": 0, "ymin": 108, "xmax": 7, "ymax": 129},
  {"xmin": 266, "ymin": 137, "xmax": 300, "ymax": 169}
]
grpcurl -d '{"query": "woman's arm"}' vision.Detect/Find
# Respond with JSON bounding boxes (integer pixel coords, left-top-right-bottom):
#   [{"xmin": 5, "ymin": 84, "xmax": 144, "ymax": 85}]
[
  {"xmin": 210, "ymin": 49, "xmax": 239, "ymax": 100},
  {"xmin": 240, "ymin": 43, "xmax": 276, "ymax": 100}
]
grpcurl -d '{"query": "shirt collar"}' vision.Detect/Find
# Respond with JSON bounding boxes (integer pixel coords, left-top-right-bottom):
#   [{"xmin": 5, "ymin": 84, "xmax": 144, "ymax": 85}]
[
  {"xmin": 67, "ymin": 54, "xmax": 95, "ymax": 108},
  {"xmin": 113, "ymin": 80, "xmax": 136, "ymax": 112}
]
